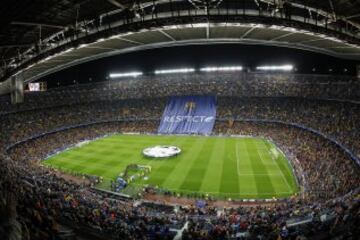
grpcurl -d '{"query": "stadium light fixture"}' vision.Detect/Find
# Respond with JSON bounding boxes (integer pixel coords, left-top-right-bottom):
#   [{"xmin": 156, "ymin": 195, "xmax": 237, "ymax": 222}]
[
  {"xmin": 109, "ymin": 72, "xmax": 143, "ymax": 78},
  {"xmin": 200, "ymin": 66, "xmax": 243, "ymax": 72},
  {"xmin": 96, "ymin": 38, "xmax": 105, "ymax": 43},
  {"xmin": 63, "ymin": 47, "xmax": 74, "ymax": 54},
  {"xmin": 256, "ymin": 65, "xmax": 294, "ymax": 71},
  {"xmin": 78, "ymin": 43, "xmax": 89, "ymax": 48},
  {"xmin": 154, "ymin": 68, "xmax": 195, "ymax": 75}
]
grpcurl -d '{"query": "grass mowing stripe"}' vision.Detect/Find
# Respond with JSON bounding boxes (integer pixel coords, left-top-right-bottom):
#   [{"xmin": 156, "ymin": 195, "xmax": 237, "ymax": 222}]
[
  {"xmin": 145, "ymin": 136, "xmax": 188, "ymax": 186},
  {"xmin": 106, "ymin": 136, "xmax": 175, "ymax": 180},
  {"xmin": 179, "ymin": 137, "xmax": 215, "ymax": 192},
  {"xmin": 199, "ymin": 137, "xmax": 225, "ymax": 195},
  {"xmin": 219, "ymin": 138, "xmax": 240, "ymax": 196},
  {"xmin": 246, "ymin": 139, "xmax": 276, "ymax": 198},
  {"xmin": 44, "ymin": 134, "xmax": 299, "ymax": 199},
  {"xmin": 257, "ymin": 140, "xmax": 294, "ymax": 193},
  {"xmin": 237, "ymin": 139, "xmax": 258, "ymax": 197},
  {"xmin": 162, "ymin": 137, "xmax": 207, "ymax": 190},
  {"xmin": 266, "ymin": 141, "xmax": 298, "ymax": 191},
  {"xmin": 257, "ymin": 146, "xmax": 291, "ymax": 195},
  {"xmin": 235, "ymin": 141, "xmax": 241, "ymax": 176}
]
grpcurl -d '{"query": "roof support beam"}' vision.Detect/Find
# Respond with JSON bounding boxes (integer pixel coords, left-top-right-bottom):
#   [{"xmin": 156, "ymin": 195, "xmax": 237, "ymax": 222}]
[
  {"xmin": 206, "ymin": 22, "xmax": 210, "ymax": 39},
  {"xmin": 116, "ymin": 37, "xmax": 144, "ymax": 45},
  {"xmin": 346, "ymin": 13, "xmax": 360, "ymax": 20},
  {"xmin": 328, "ymin": 0, "xmax": 336, "ymax": 18},
  {"xmin": 158, "ymin": 30, "xmax": 176, "ymax": 41},
  {"xmin": 9, "ymin": 37, "xmax": 358, "ymax": 86},
  {"xmin": 11, "ymin": 21, "xmax": 65, "ymax": 29},
  {"xmin": 298, "ymin": 38, "xmax": 326, "ymax": 44},
  {"xmin": 0, "ymin": 44, "xmax": 33, "ymax": 49},
  {"xmin": 327, "ymin": 46, "xmax": 354, "ymax": 49},
  {"xmin": 106, "ymin": 0, "xmax": 125, "ymax": 9},
  {"xmin": 240, "ymin": 26, "xmax": 256, "ymax": 38},
  {"xmin": 270, "ymin": 32, "xmax": 296, "ymax": 41},
  {"xmin": 187, "ymin": 0, "xmax": 201, "ymax": 9}
]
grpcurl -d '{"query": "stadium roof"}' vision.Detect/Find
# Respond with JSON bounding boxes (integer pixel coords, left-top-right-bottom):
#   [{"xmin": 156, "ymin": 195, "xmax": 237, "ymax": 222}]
[{"xmin": 0, "ymin": 0, "xmax": 359, "ymax": 89}]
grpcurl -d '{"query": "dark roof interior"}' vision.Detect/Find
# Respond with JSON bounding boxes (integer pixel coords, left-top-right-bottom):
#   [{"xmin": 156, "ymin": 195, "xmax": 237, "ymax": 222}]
[
  {"xmin": 0, "ymin": 0, "xmax": 116, "ymax": 60},
  {"xmin": 0, "ymin": 0, "xmax": 359, "ymax": 76}
]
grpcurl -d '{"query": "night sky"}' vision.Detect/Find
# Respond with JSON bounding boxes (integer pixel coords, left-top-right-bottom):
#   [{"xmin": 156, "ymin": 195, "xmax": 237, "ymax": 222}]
[{"xmin": 42, "ymin": 44, "xmax": 359, "ymax": 88}]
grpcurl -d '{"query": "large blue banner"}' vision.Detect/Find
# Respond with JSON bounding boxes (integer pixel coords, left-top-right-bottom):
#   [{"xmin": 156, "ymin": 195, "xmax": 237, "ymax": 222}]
[{"xmin": 158, "ymin": 96, "xmax": 216, "ymax": 135}]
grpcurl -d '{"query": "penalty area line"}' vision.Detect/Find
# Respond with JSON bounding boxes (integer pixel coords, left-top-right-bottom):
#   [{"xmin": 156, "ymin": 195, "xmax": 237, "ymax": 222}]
[
  {"xmin": 256, "ymin": 141, "xmax": 293, "ymax": 193},
  {"xmin": 129, "ymin": 185, "xmax": 293, "ymax": 196}
]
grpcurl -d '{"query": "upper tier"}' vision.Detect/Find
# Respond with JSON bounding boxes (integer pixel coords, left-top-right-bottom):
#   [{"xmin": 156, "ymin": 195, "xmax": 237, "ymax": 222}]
[{"xmin": 1, "ymin": 72, "xmax": 359, "ymax": 114}]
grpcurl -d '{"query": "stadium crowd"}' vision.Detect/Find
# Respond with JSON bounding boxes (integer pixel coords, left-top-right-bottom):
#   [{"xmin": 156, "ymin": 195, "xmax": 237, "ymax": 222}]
[
  {"xmin": 0, "ymin": 77, "xmax": 360, "ymax": 239},
  {"xmin": 1, "ymin": 119, "xmax": 359, "ymax": 239},
  {"xmin": 0, "ymin": 99, "xmax": 164, "ymax": 148},
  {"xmin": 1, "ymin": 123, "xmax": 179, "ymax": 240},
  {"xmin": 2, "ymin": 96, "xmax": 360, "ymax": 158},
  {"xmin": 0, "ymin": 72, "xmax": 359, "ymax": 114},
  {"xmin": 214, "ymin": 122, "xmax": 359, "ymax": 200},
  {"xmin": 217, "ymin": 97, "xmax": 360, "ymax": 158}
]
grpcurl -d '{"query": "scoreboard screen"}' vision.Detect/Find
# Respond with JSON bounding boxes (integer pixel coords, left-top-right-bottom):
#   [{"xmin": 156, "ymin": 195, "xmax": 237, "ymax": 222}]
[{"xmin": 28, "ymin": 82, "xmax": 47, "ymax": 91}]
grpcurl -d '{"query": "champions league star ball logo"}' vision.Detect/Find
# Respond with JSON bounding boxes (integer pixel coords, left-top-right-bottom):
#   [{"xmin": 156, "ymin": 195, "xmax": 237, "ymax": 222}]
[
  {"xmin": 143, "ymin": 146, "xmax": 181, "ymax": 158},
  {"xmin": 184, "ymin": 101, "xmax": 196, "ymax": 112}
]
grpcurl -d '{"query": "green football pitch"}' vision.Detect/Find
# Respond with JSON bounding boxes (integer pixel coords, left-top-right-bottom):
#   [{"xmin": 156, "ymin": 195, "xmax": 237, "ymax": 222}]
[{"xmin": 44, "ymin": 134, "xmax": 299, "ymax": 199}]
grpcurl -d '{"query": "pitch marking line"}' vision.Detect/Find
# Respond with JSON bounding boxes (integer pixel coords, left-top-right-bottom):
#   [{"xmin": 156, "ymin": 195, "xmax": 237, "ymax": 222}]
[
  {"xmin": 132, "ymin": 183, "xmax": 293, "ymax": 195},
  {"xmin": 256, "ymin": 141, "xmax": 293, "ymax": 193},
  {"xmin": 237, "ymin": 173, "xmax": 288, "ymax": 176},
  {"xmin": 46, "ymin": 156, "xmax": 112, "ymax": 167},
  {"xmin": 235, "ymin": 142, "xmax": 241, "ymax": 176}
]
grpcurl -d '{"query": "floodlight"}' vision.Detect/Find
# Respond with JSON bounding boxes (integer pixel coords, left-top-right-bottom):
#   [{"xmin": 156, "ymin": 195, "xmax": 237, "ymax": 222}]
[
  {"xmin": 256, "ymin": 65, "xmax": 293, "ymax": 71},
  {"xmin": 154, "ymin": 68, "xmax": 195, "ymax": 75},
  {"xmin": 200, "ymin": 66, "xmax": 243, "ymax": 72},
  {"xmin": 62, "ymin": 48, "xmax": 74, "ymax": 54},
  {"xmin": 109, "ymin": 72, "xmax": 143, "ymax": 78}
]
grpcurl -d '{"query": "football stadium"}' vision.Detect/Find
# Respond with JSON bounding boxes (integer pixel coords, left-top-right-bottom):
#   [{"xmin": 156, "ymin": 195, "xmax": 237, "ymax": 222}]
[
  {"xmin": 44, "ymin": 134, "xmax": 299, "ymax": 199},
  {"xmin": 0, "ymin": 1, "xmax": 360, "ymax": 240}
]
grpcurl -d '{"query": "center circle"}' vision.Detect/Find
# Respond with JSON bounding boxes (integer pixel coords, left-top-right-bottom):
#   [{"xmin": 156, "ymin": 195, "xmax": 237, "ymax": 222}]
[{"xmin": 143, "ymin": 145, "xmax": 181, "ymax": 158}]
